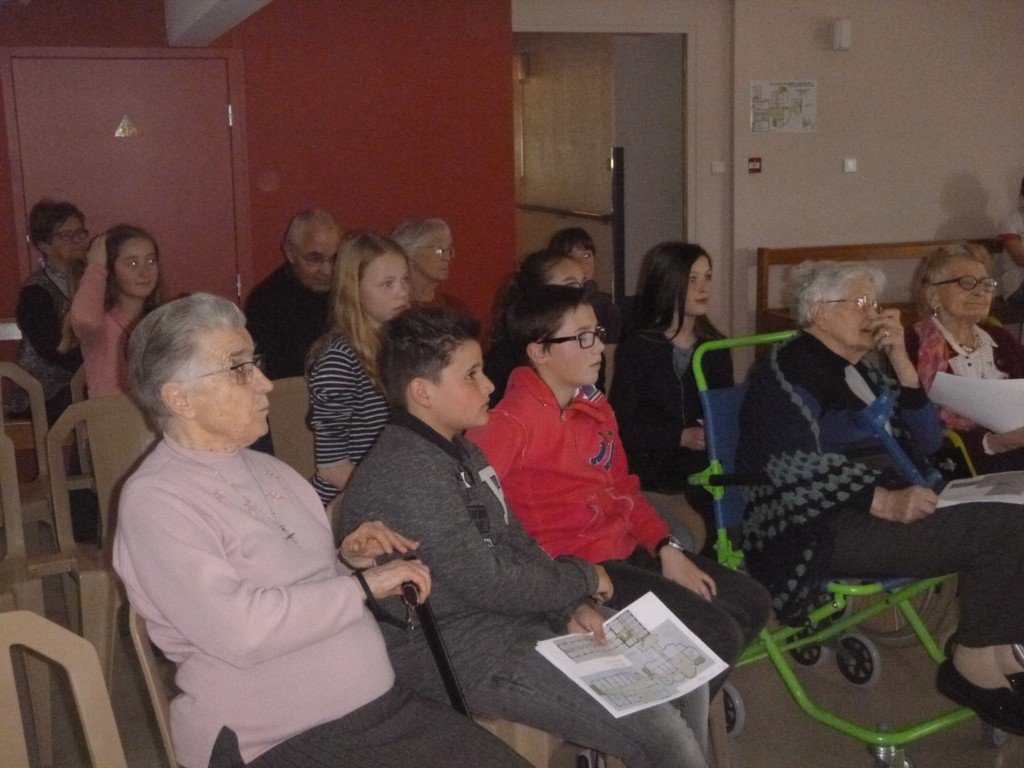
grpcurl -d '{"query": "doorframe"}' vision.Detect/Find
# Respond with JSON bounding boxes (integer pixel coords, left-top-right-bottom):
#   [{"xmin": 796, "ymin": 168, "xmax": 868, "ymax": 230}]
[
  {"xmin": 0, "ymin": 46, "xmax": 253, "ymax": 295},
  {"xmin": 509, "ymin": 20, "xmax": 698, "ymax": 250}
]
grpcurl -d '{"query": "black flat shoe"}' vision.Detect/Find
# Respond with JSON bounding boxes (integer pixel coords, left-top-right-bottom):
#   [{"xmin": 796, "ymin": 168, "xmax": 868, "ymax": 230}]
[{"xmin": 937, "ymin": 659, "xmax": 1024, "ymax": 735}]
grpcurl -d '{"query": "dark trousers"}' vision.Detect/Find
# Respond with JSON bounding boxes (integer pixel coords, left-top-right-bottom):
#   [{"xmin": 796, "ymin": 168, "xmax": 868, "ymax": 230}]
[
  {"xmin": 208, "ymin": 686, "xmax": 526, "ymax": 768},
  {"xmin": 603, "ymin": 549, "xmax": 771, "ymax": 693},
  {"xmin": 824, "ymin": 501, "xmax": 1024, "ymax": 648}
]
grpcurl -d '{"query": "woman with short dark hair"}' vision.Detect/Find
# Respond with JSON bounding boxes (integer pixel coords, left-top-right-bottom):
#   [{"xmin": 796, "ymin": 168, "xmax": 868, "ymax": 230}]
[{"xmin": 14, "ymin": 199, "xmax": 88, "ymax": 420}]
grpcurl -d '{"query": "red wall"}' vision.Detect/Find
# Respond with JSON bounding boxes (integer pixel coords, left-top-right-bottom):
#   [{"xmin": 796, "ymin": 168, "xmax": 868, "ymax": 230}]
[
  {"xmin": 217, "ymin": 0, "xmax": 517, "ymax": 319},
  {"xmin": 0, "ymin": 0, "xmax": 517, "ymax": 322},
  {"xmin": 0, "ymin": 0, "xmax": 166, "ymax": 319}
]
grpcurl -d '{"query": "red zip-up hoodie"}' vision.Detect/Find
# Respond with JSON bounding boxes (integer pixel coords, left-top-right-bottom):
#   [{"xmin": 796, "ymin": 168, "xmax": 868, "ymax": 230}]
[{"xmin": 468, "ymin": 366, "xmax": 669, "ymax": 564}]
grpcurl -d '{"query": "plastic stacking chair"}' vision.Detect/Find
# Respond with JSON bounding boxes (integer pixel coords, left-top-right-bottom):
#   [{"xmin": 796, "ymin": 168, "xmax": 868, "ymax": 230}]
[
  {"xmin": 47, "ymin": 394, "xmax": 159, "ymax": 688},
  {"xmin": 128, "ymin": 606, "xmax": 180, "ymax": 768},
  {"xmin": 0, "ymin": 363, "xmax": 57, "ymax": 554},
  {"xmin": 688, "ymin": 331, "xmax": 971, "ymax": 768},
  {"xmin": 266, "ymin": 376, "xmax": 316, "ymax": 479},
  {"xmin": 0, "ymin": 431, "xmax": 78, "ymax": 766},
  {"xmin": 0, "ymin": 610, "xmax": 127, "ymax": 768}
]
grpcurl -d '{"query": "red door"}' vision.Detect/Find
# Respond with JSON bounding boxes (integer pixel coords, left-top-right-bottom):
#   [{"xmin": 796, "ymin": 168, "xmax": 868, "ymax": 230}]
[{"xmin": 3, "ymin": 48, "xmax": 251, "ymax": 301}]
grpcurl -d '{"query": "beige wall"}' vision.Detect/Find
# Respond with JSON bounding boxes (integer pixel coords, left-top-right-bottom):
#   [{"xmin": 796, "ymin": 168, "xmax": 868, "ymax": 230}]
[
  {"xmin": 513, "ymin": 0, "xmax": 734, "ymax": 326},
  {"xmin": 513, "ymin": 0, "xmax": 1024, "ymax": 339}
]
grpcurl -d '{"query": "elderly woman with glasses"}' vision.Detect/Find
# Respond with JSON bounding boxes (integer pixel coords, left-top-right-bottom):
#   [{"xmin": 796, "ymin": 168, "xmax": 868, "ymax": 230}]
[
  {"xmin": 391, "ymin": 217, "xmax": 468, "ymax": 312},
  {"xmin": 905, "ymin": 242, "xmax": 1024, "ymax": 472},
  {"xmin": 113, "ymin": 293, "xmax": 525, "ymax": 768},
  {"xmin": 737, "ymin": 260, "xmax": 1024, "ymax": 736}
]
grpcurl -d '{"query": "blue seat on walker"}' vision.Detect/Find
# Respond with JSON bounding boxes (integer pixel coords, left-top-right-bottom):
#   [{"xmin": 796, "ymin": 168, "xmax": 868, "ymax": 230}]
[{"xmin": 688, "ymin": 331, "xmax": 975, "ymax": 767}]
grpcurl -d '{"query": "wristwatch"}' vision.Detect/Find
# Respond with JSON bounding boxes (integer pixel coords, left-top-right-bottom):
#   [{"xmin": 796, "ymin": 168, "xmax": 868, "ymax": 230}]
[{"xmin": 655, "ymin": 536, "xmax": 687, "ymax": 557}]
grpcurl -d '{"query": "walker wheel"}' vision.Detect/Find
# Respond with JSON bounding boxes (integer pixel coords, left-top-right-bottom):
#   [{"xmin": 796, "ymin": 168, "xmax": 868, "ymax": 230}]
[
  {"xmin": 871, "ymin": 745, "xmax": 914, "ymax": 768},
  {"xmin": 722, "ymin": 681, "xmax": 746, "ymax": 738},
  {"xmin": 874, "ymin": 758, "xmax": 914, "ymax": 768},
  {"xmin": 990, "ymin": 725, "xmax": 1011, "ymax": 748},
  {"xmin": 836, "ymin": 632, "xmax": 881, "ymax": 687}
]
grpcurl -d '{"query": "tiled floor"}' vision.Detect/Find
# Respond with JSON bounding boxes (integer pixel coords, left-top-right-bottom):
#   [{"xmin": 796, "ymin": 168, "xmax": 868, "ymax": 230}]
[{"xmin": 36, "ymin": 599, "xmax": 1024, "ymax": 768}]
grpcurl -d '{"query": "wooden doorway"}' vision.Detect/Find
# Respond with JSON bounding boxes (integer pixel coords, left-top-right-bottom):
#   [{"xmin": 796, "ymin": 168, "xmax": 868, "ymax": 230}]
[
  {"xmin": 1, "ymin": 48, "xmax": 252, "ymax": 302},
  {"xmin": 513, "ymin": 33, "xmax": 686, "ymax": 303}
]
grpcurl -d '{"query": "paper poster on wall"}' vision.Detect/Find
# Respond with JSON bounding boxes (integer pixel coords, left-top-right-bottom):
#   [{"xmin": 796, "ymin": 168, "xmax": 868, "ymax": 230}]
[{"xmin": 750, "ymin": 79, "xmax": 817, "ymax": 133}]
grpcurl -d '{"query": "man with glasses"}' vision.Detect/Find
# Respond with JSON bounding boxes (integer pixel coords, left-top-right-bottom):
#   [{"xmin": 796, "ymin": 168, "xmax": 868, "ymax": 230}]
[
  {"xmin": 246, "ymin": 208, "xmax": 340, "ymax": 380},
  {"xmin": 15, "ymin": 199, "xmax": 88, "ymax": 422}
]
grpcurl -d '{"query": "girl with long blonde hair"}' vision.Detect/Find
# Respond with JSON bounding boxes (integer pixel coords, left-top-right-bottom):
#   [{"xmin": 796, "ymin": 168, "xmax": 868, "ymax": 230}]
[{"xmin": 307, "ymin": 231, "xmax": 410, "ymax": 506}]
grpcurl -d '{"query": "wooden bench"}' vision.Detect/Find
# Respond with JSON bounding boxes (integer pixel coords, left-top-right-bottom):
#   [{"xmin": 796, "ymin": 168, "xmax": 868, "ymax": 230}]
[{"xmin": 756, "ymin": 238, "xmax": 1005, "ymax": 334}]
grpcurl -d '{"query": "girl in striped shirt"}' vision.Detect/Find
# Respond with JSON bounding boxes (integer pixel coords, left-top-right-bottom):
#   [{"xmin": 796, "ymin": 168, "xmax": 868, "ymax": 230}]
[{"xmin": 307, "ymin": 231, "xmax": 410, "ymax": 508}]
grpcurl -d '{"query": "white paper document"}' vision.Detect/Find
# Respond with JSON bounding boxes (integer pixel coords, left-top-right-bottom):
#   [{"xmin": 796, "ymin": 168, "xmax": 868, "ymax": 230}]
[
  {"xmin": 937, "ymin": 471, "xmax": 1024, "ymax": 508},
  {"xmin": 928, "ymin": 372, "xmax": 1024, "ymax": 433},
  {"xmin": 535, "ymin": 592, "xmax": 727, "ymax": 718}
]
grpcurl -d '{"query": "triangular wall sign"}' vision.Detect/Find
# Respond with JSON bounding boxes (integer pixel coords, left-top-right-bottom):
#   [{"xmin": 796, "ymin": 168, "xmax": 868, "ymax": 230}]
[{"xmin": 114, "ymin": 115, "xmax": 138, "ymax": 138}]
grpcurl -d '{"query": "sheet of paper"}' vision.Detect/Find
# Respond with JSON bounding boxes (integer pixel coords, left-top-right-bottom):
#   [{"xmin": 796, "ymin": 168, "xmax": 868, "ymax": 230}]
[
  {"xmin": 937, "ymin": 471, "xmax": 1024, "ymax": 508},
  {"xmin": 535, "ymin": 591, "xmax": 727, "ymax": 718},
  {"xmin": 928, "ymin": 372, "xmax": 1024, "ymax": 433}
]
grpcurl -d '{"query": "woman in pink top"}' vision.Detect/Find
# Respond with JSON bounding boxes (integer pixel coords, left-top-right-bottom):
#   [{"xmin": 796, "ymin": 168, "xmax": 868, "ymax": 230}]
[{"xmin": 71, "ymin": 225, "xmax": 162, "ymax": 397}]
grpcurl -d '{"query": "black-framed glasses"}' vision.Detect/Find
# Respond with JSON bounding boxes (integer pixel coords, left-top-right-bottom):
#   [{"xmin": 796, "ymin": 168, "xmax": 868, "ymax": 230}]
[
  {"xmin": 190, "ymin": 353, "xmax": 266, "ymax": 385},
  {"xmin": 544, "ymin": 326, "xmax": 607, "ymax": 349},
  {"xmin": 823, "ymin": 295, "xmax": 881, "ymax": 313},
  {"xmin": 286, "ymin": 240, "xmax": 337, "ymax": 268},
  {"xmin": 930, "ymin": 275, "xmax": 998, "ymax": 293},
  {"xmin": 52, "ymin": 228, "xmax": 89, "ymax": 244}
]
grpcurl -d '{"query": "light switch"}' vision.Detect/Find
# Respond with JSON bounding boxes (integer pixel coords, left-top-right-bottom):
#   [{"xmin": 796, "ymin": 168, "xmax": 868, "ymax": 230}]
[{"xmin": 844, "ymin": 158, "xmax": 857, "ymax": 173}]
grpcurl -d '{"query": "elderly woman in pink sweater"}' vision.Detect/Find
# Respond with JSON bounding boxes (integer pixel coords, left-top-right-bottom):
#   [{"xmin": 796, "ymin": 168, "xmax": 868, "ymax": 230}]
[
  {"xmin": 112, "ymin": 293, "xmax": 524, "ymax": 768},
  {"xmin": 70, "ymin": 225, "xmax": 163, "ymax": 397}
]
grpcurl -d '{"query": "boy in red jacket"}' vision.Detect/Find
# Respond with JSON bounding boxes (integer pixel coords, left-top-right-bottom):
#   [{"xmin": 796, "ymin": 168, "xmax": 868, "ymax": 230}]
[{"xmin": 468, "ymin": 284, "xmax": 770, "ymax": 691}]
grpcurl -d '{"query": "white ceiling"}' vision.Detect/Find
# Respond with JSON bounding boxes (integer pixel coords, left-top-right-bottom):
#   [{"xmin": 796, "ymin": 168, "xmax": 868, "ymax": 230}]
[{"xmin": 165, "ymin": 0, "xmax": 272, "ymax": 46}]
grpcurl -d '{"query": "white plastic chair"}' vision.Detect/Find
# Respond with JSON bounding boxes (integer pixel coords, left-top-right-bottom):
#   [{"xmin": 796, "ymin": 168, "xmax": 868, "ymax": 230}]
[
  {"xmin": 0, "ymin": 610, "xmax": 127, "ymax": 767},
  {"xmin": 47, "ymin": 394, "xmax": 159, "ymax": 687}
]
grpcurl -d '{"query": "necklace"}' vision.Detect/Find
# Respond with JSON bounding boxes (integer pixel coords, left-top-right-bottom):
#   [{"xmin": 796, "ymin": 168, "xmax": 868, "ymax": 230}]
[
  {"xmin": 956, "ymin": 333, "xmax": 981, "ymax": 354},
  {"xmin": 209, "ymin": 454, "xmax": 302, "ymax": 548}
]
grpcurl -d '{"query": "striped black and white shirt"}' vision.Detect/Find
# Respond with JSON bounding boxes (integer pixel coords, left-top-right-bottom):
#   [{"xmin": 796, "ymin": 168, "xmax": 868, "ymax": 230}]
[{"xmin": 308, "ymin": 335, "xmax": 389, "ymax": 505}]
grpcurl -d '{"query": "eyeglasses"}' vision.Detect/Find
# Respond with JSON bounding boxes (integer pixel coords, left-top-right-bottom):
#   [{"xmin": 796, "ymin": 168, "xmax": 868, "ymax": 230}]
[
  {"xmin": 286, "ymin": 240, "xmax": 337, "ymax": 268},
  {"xmin": 544, "ymin": 326, "xmax": 607, "ymax": 349},
  {"xmin": 930, "ymin": 275, "xmax": 998, "ymax": 293},
  {"xmin": 116, "ymin": 255, "xmax": 158, "ymax": 271},
  {"xmin": 190, "ymin": 353, "xmax": 266, "ymax": 385},
  {"xmin": 823, "ymin": 295, "xmax": 881, "ymax": 313},
  {"xmin": 420, "ymin": 244, "xmax": 455, "ymax": 259},
  {"xmin": 297, "ymin": 252, "xmax": 337, "ymax": 268},
  {"xmin": 52, "ymin": 228, "xmax": 89, "ymax": 244}
]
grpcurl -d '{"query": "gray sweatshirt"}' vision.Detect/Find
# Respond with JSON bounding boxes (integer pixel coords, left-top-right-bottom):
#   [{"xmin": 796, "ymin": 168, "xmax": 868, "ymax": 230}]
[{"xmin": 341, "ymin": 411, "xmax": 598, "ymax": 691}]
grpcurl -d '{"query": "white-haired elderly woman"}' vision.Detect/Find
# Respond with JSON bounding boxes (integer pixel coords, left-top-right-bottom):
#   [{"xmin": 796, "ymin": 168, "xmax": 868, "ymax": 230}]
[
  {"xmin": 112, "ymin": 293, "xmax": 525, "ymax": 768},
  {"xmin": 736, "ymin": 261, "xmax": 1024, "ymax": 735},
  {"xmin": 391, "ymin": 217, "xmax": 468, "ymax": 312}
]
